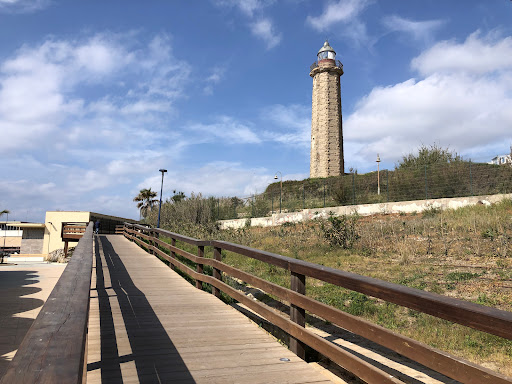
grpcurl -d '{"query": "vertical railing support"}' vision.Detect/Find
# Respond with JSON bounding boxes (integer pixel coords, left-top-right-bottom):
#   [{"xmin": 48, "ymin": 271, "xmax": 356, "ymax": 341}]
[
  {"xmin": 212, "ymin": 247, "xmax": 222, "ymax": 298},
  {"xmin": 196, "ymin": 246, "xmax": 204, "ymax": 290},
  {"xmin": 148, "ymin": 229, "xmax": 154, "ymax": 255},
  {"xmin": 290, "ymin": 271, "xmax": 306, "ymax": 360},
  {"xmin": 170, "ymin": 238, "xmax": 176, "ymax": 271}
]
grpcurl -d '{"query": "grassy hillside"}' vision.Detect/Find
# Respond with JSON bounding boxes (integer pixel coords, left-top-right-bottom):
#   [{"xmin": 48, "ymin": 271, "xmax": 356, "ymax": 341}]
[{"xmin": 213, "ymin": 199, "xmax": 512, "ymax": 376}]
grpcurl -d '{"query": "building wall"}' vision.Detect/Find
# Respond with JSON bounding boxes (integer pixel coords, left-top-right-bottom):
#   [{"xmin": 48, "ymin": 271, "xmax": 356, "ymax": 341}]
[
  {"xmin": 43, "ymin": 211, "xmax": 91, "ymax": 255},
  {"xmin": 1, "ymin": 236, "xmax": 22, "ymax": 247},
  {"xmin": 20, "ymin": 228, "xmax": 44, "ymax": 254},
  {"xmin": 310, "ymin": 62, "xmax": 344, "ymax": 178}
]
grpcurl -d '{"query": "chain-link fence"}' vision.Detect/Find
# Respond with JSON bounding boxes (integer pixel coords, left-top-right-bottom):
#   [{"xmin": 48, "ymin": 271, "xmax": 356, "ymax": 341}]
[{"xmin": 210, "ymin": 162, "xmax": 512, "ymax": 220}]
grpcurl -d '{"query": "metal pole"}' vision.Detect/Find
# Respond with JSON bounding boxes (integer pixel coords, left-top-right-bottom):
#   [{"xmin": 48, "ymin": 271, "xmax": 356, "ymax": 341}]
[
  {"xmin": 323, "ymin": 180, "xmax": 326, "ymax": 208},
  {"xmin": 303, "ymin": 184, "xmax": 305, "ymax": 210},
  {"xmin": 280, "ymin": 180, "xmax": 282, "ymax": 213},
  {"xmin": 352, "ymin": 172, "xmax": 356, "ymax": 205},
  {"xmin": 157, "ymin": 169, "xmax": 167, "ymax": 228},
  {"xmin": 469, "ymin": 161, "xmax": 473, "ymax": 196},
  {"xmin": 424, "ymin": 165, "xmax": 428, "ymax": 200},
  {"xmin": 377, "ymin": 162, "xmax": 380, "ymax": 195},
  {"xmin": 386, "ymin": 170, "xmax": 389, "ymax": 202},
  {"xmin": 272, "ymin": 192, "xmax": 274, "ymax": 213}
]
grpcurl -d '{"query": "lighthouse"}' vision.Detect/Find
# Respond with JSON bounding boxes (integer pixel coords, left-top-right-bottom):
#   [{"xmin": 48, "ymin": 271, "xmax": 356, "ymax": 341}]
[{"xmin": 309, "ymin": 40, "xmax": 344, "ymax": 178}]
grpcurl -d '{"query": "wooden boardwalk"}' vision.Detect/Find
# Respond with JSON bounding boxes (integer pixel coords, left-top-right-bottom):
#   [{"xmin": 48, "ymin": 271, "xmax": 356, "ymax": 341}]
[{"xmin": 87, "ymin": 235, "xmax": 336, "ymax": 384}]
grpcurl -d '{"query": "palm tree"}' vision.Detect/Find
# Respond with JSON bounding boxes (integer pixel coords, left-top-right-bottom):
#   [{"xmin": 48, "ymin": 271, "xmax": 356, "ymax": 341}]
[{"xmin": 133, "ymin": 189, "xmax": 158, "ymax": 219}]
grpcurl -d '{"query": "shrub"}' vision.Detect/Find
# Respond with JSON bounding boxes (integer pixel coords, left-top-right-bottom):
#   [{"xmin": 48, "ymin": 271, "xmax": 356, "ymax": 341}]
[{"xmin": 321, "ymin": 214, "xmax": 359, "ymax": 248}]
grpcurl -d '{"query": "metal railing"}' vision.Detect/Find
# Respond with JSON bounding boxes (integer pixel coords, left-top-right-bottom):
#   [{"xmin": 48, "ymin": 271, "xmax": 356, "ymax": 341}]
[{"xmin": 122, "ymin": 222, "xmax": 512, "ymax": 384}]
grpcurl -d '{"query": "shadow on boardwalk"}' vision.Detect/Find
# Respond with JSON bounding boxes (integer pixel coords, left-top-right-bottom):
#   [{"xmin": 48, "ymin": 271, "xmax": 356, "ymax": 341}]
[
  {"xmin": 88, "ymin": 236, "xmax": 195, "ymax": 383},
  {"xmin": 0, "ymin": 270, "xmax": 43, "ymax": 380}
]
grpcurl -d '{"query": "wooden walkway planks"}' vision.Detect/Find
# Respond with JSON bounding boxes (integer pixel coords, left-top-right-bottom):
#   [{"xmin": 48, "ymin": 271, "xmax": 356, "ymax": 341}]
[{"xmin": 87, "ymin": 235, "xmax": 335, "ymax": 384}]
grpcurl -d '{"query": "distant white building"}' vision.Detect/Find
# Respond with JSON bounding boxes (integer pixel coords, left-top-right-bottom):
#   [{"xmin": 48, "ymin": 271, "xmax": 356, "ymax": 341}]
[{"xmin": 488, "ymin": 154, "xmax": 512, "ymax": 166}]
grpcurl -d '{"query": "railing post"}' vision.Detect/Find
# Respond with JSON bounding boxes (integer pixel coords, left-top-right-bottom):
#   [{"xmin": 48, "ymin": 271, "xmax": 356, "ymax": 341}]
[
  {"xmin": 196, "ymin": 245, "xmax": 204, "ymax": 290},
  {"xmin": 170, "ymin": 238, "xmax": 176, "ymax": 271},
  {"xmin": 148, "ymin": 229, "xmax": 154, "ymax": 255},
  {"xmin": 290, "ymin": 271, "xmax": 306, "ymax": 360},
  {"xmin": 212, "ymin": 247, "xmax": 222, "ymax": 298}
]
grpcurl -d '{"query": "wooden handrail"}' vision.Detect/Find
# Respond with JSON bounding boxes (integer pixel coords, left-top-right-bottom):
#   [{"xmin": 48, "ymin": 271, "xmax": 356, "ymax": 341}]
[
  {"xmin": 123, "ymin": 224, "xmax": 512, "ymax": 384},
  {"xmin": 1, "ymin": 222, "xmax": 94, "ymax": 384}
]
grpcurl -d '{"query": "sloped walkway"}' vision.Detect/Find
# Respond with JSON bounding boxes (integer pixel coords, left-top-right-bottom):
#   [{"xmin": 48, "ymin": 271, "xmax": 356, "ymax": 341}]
[{"xmin": 87, "ymin": 235, "xmax": 335, "ymax": 384}]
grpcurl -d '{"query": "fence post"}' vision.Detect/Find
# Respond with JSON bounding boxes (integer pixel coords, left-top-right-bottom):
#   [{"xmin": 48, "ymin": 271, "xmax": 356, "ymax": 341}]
[
  {"xmin": 148, "ymin": 229, "xmax": 154, "ymax": 255},
  {"xmin": 469, "ymin": 161, "xmax": 473, "ymax": 196},
  {"xmin": 290, "ymin": 271, "xmax": 306, "ymax": 359},
  {"xmin": 196, "ymin": 246, "xmax": 204, "ymax": 290},
  {"xmin": 212, "ymin": 246, "xmax": 222, "ymax": 298},
  {"xmin": 170, "ymin": 237, "xmax": 176, "ymax": 271},
  {"xmin": 323, "ymin": 180, "xmax": 326, "ymax": 208},
  {"xmin": 424, "ymin": 165, "xmax": 428, "ymax": 199},
  {"xmin": 302, "ymin": 184, "xmax": 305, "ymax": 210},
  {"xmin": 352, "ymin": 172, "xmax": 356, "ymax": 205},
  {"xmin": 386, "ymin": 170, "xmax": 389, "ymax": 202}
]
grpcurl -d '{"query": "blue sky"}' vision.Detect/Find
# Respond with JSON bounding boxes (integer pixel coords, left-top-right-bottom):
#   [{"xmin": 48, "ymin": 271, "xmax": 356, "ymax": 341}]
[{"xmin": 1, "ymin": 0, "xmax": 512, "ymax": 222}]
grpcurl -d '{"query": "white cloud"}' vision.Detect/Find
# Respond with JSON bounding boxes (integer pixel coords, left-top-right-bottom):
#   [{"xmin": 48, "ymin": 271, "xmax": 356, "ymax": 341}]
[
  {"xmin": 0, "ymin": 32, "xmax": 193, "ymax": 222},
  {"xmin": 250, "ymin": 18, "xmax": 282, "ymax": 49},
  {"xmin": 187, "ymin": 116, "xmax": 261, "ymax": 144},
  {"xmin": 306, "ymin": 0, "xmax": 370, "ymax": 32},
  {"xmin": 137, "ymin": 161, "xmax": 277, "ymax": 198},
  {"xmin": 0, "ymin": 0, "xmax": 49, "ymax": 12},
  {"xmin": 212, "ymin": 0, "xmax": 272, "ymax": 17},
  {"xmin": 412, "ymin": 31, "xmax": 512, "ymax": 76},
  {"xmin": 203, "ymin": 65, "xmax": 227, "ymax": 95},
  {"xmin": 382, "ymin": 15, "xmax": 444, "ymax": 44},
  {"xmin": 345, "ymin": 31, "xmax": 512, "ymax": 167},
  {"xmin": 261, "ymin": 104, "xmax": 310, "ymax": 147},
  {"xmin": 213, "ymin": 0, "xmax": 282, "ymax": 49}
]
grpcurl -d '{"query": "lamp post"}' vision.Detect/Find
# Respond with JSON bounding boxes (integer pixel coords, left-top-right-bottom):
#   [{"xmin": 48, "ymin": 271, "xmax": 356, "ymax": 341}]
[
  {"xmin": 376, "ymin": 154, "xmax": 381, "ymax": 195},
  {"xmin": 274, "ymin": 171, "xmax": 282, "ymax": 213},
  {"xmin": 157, "ymin": 169, "xmax": 167, "ymax": 228}
]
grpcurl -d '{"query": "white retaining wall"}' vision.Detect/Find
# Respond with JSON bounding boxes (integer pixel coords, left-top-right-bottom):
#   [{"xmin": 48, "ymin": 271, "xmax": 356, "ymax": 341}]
[{"xmin": 217, "ymin": 193, "xmax": 512, "ymax": 230}]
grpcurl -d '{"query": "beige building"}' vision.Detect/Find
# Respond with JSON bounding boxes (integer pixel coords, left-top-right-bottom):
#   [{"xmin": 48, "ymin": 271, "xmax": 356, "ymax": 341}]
[
  {"xmin": 310, "ymin": 40, "xmax": 344, "ymax": 178},
  {"xmin": 42, "ymin": 211, "xmax": 137, "ymax": 255}
]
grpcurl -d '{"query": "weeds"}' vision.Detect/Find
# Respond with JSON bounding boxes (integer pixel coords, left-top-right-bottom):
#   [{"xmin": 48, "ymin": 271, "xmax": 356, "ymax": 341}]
[{"xmin": 321, "ymin": 214, "xmax": 359, "ymax": 248}]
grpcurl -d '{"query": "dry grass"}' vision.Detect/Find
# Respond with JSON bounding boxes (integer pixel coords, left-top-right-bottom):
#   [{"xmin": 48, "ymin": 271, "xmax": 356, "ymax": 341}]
[{"xmin": 215, "ymin": 199, "xmax": 512, "ymax": 376}]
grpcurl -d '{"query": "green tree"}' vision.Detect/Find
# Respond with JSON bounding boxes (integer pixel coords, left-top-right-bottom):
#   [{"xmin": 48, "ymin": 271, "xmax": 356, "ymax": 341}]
[
  {"xmin": 170, "ymin": 190, "xmax": 186, "ymax": 204},
  {"xmin": 396, "ymin": 144, "xmax": 462, "ymax": 170},
  {"xmin": 133, "ymin": 188, "xmax": 158, "ymax": 219}
]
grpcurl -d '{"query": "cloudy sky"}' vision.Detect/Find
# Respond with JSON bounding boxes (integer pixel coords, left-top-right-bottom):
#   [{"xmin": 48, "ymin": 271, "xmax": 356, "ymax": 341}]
[{"xmin": 1, "ymin": 0, "xmax": 511, "ymax": 222}]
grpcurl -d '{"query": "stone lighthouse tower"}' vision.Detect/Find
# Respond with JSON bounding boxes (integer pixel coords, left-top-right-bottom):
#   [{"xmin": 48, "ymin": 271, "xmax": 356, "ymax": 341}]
[{"xmin": 310, "ymin": 40, "xmax": 344, "ymax": 178}]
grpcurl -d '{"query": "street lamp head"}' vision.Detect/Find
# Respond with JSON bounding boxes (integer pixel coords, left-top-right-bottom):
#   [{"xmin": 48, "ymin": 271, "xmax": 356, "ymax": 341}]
[
  {"xmin": 159, "ymin": 169, "xmax": 167, "ymax": 173},
  {"xmin": 376, "ymin": 154, "xmax": 381, "ymax": 163},
  {"xmin": 274, "ymin": 175, "xmax": 278, "ymax": 180}
]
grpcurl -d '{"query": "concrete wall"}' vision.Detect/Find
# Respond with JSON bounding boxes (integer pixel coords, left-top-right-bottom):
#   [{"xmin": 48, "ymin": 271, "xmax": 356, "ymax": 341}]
[
  {"xmin": 20, "ymin": 228, "xmax": 44, "ymax": 254},
  {"xmin": 218, "ymin": 193, "xmax": 512, "ymax": 230}
]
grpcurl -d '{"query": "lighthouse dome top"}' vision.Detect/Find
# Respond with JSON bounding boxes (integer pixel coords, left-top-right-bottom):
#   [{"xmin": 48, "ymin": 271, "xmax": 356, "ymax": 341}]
[{"xmin": 317, "ymin": 40, "xmax": 336, "ymax": 61}]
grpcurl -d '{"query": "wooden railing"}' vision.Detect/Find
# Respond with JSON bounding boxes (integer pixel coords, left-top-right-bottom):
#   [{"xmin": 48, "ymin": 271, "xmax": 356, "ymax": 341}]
[
  {"xmin": 122, "ymin": 222, "xmax": 512, "ymax": 384},
  {"xmin": 62, "ymin": 222, "xmax": 88, "ymax": 240},
  {"xmin": 1, "ymin": 222, "xmax": 94, "ymax": 384}
]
